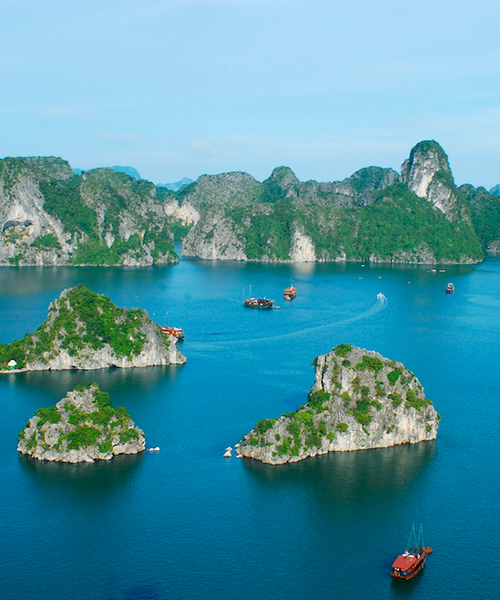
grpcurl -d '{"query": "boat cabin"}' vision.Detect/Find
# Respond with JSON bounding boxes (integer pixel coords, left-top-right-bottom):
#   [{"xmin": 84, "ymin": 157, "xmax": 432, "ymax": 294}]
[{"xmin": 391, "ymin": 549, "xmax": 426, "ymax": 580}]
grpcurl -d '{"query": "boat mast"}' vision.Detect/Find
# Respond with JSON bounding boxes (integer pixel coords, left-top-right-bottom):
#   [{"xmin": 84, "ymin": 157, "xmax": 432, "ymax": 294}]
[
  {"xmin": 417, "ymin": 523, "xmax": 425, "ymax": 549},
  {"xmin": 407, "ymin": 523, "xmax": 417, "ymax": 551}
]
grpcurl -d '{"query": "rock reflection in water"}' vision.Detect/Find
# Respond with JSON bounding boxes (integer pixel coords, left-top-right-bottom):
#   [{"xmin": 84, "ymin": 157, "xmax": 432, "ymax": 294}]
[
  {"xmin": 243, "ymin": 441, "xmax": 436, "ymax": 501},
  {"xmin": 10, "ymin": 364, "xmax": 182, "ymax": 401},
  {"xmin": 19, "ymin": 451, "xmax": 144, "ymax": 501}
]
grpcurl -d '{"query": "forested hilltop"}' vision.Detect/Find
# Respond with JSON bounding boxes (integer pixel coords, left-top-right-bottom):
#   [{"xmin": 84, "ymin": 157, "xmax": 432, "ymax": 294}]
[
  {"xmin": 0, "ymin": 284, "xmax": 185, "ymax": 371},
  {"xmin": 239, "ymin": 344, "xmax": 440, "ymax": 464},
  {"xmin": 0, "ymin": 157, "xmax": 180, "ymax": 266},
  {"xmin": 172, "ymin": 140, "xmax": 500, "ymax": 264},
  {"xmin": 2, "ymin": 141, "xmax": 500, "ymax": 265}
]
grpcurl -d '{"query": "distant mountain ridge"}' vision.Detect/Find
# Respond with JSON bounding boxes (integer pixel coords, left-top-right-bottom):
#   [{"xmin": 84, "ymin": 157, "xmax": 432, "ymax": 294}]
[
  {"xmin": 72, "ymin": 166, "xmax": 142, "ymax": 179},
  {"xmin": 108, "ymin": 166, "xmax": 141, "ymax": 179},
  {"xmin": 172, "ymin": 140, "xmax": 496, "ymax": 264},
  {"xmin": 0, "ymin": 158, "xmax": 178, "ymax": 266},
  {"xmin": 2, "ymin": 141, "xmax": 500, "ymax": 266},
  {"xmin": 157, "ymin": 177, "xmax": 193, "ymax": 192}
]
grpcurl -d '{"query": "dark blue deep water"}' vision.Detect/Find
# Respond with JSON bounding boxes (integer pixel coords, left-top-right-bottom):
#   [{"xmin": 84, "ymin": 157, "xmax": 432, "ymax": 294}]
[{"xmin": 1, "ymin": 253, "xmax": 500, "ymax": 599}]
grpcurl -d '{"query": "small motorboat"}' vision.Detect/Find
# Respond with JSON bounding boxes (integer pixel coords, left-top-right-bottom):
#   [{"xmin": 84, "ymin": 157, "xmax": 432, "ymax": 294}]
[{"xmin": 445, "ymin": 283, "xmax": 454, "ymax": 294}]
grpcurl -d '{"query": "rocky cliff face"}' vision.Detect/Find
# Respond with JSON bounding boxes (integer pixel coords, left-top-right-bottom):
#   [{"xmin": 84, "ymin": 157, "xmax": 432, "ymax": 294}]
[
  {"xmin": 0, "ymin": 285, "xmax": 185, "ymax": 371},
  {"xmin": 238, "ymin": 345, "xmax": 440, "ymax": 465},
  {"xmin": 459, "ymin": 183, "xmax": 500, "ymax": 253},
  {"xmin": 2, "ymin": 144, "xmax": 491, "ymax": 266},
  {"xmin": 400, "ymin": 140, "xmax": 468, "ymax": 223},
  {"xmin": 178, "ymin": 172, "xmax": 261, "ymax": 259},
  {"xmin": 18, "ymin": 384, "xmax": 145, "ymax": 463},
  {"xmin": 178, "ymin": 142, "xmax": 483, "ymax": 264},
  {"xmin": 182, "ymin": 207, "xmax": 247, "ymax": 260},
  {"xmin": 0, "ymin": 157, "xmax": 178, "ymax": 266},
  {"xmin": 401, "ymin": 141, "xmax": 450, "ymax": 198}
]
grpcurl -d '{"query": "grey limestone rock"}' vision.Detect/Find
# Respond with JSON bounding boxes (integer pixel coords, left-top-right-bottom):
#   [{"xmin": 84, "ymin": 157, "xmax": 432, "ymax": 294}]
[
  {"xmin": 17, "ymin": 384, "xmax": 145, "ymax": 463},
  {"xmin": 400, "ymin": 140, "xmax": 465, "ymax": 222},
  {"xmin": 0, "ymin": 285, "xmax": 186, "ymax": 372},
  {"xmin": 239, "ymin": 344, "xmax": 440, "ymax": 465},
  {"xmin": 0, "ymin": 157, "xmax": 177, "ymax": 266}
]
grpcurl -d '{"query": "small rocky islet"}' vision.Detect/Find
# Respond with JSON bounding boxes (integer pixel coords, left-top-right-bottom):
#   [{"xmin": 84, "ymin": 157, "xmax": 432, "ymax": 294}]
[
  {"xmin": 0, "ymin": 284, "xmax": 185, "ymax": 372},
  {"xmin": 17, "ymin": 384, "xmax": 145, "ymax": 463},
  {"xmin": 238, "ymin": 344, "xmax": 440, "ymax": 465}
]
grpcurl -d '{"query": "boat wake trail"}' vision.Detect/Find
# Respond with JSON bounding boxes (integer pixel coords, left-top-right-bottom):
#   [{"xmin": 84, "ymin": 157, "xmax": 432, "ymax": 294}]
[{"xmin": 211, "ymin": 293, "xmax": 390, "ymax": 348}]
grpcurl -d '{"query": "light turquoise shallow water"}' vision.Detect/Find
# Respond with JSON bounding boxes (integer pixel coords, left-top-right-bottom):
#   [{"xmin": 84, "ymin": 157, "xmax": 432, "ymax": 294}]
[{"xmin": 1, "ymin": 255, "xmax": 499, "ymax": 599}]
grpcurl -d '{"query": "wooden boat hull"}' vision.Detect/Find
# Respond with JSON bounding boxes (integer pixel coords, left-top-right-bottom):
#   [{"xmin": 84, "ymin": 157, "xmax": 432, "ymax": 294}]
[
  {"xmin": 244, "ymin": 305, "xmax": 273, "ymax": 309},
  {"xmin": 391, "ymin": 553, "xmax": 426, "ymax": 580}
]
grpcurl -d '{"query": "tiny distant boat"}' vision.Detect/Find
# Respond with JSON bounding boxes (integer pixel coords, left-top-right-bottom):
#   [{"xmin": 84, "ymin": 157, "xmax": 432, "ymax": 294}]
[
  {"xmin": 445, "ymin": 283, "xmax": 454, "ymax": 294},
  {"xmin": 284, "ymin": 282, "xmax": 297, "ymax": 301},
  {"xmin": 391, "ymin": 524, "xmax": 431, "ymax": 581},
  {"xmin": 161, "ymin": 326, "xmax": 185, "ymax": 340},
  {"xmin": 243, "ymin": 298, "xmax": 274, "ymax": 309}
]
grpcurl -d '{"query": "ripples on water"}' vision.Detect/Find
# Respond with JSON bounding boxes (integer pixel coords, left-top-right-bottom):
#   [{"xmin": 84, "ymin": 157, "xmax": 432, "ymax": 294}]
[{"xmin": 1, "ymin": 258, "xmax": 500, "ymax": 599}]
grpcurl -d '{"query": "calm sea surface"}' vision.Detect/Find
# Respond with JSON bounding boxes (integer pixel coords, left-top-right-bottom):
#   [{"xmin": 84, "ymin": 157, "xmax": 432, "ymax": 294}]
[{"xmin": 1, "ymin": 251, "xmax": 500, "ymax": 600}]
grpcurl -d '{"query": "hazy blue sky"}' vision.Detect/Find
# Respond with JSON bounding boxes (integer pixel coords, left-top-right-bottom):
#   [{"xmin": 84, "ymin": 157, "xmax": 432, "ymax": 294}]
[{"xmin": 1, "ymin": 1, "xmax": 499, "ymax": 187}]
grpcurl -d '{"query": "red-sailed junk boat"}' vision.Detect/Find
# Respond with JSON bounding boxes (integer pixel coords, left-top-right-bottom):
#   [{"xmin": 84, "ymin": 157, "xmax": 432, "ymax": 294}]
[
  {"xmin": 284, "ymin": 282, "xmax": 297, "ymax": 301},
  {"xmin": 161, "ymin": 326, "xmax": 185, "ymax": 340},
  {"xmin": 391, "ymin": 524, "xmax": 432, "ymax": 580}
]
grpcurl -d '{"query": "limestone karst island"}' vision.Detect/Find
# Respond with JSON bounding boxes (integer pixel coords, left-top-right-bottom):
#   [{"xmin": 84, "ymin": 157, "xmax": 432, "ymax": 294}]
[
  {"xmin": 17, "ymin": 384, "xmax": 145, "ymax": 463},
  {"xmin": 0, "ymin": 284, "xmax": 185, "ymax": 372},
  {"xmin": 238, "ymin": 344, "xmax": 440, "ymax": 465},
  {"xmin": 1, "ymin": 140, "xmax": 500, "ymax": 266}
]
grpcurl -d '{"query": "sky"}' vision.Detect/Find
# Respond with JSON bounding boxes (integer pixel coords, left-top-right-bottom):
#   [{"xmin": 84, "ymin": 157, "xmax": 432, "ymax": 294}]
[{"xmin": 0, "ymin": 1, "xmax": 499, "ymax": 188}]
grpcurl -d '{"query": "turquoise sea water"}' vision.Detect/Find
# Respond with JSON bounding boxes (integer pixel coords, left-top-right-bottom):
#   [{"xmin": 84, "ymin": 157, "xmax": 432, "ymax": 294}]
[{"xmin": 1, "ymin": 254, "xmax": 500, "ymax": 599}]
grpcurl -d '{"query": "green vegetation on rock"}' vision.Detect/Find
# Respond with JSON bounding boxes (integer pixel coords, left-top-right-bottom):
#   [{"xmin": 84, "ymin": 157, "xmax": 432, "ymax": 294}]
[
  {"xmin": 179, "ymin": 141, "xmax": 486, "ymax": 264},
  {"xmin": 239, "ymin": 345, "xmax": 439, "ymax": 464},
  {"xmin": 32, "ymin": 234, "xmax": 62, "ymax": 251},
  {"xmin": 460, "ymin": 184, "xmax": 500, "ymax": 251},
  {"xmin": 355, "ymin": 355, "xmax": 384, "ymax": 374},
  {"xmin": 0, "ymin": 157, "xmax": 178, "ymax": 266},
  {"xmin": 0, "ymin": 285, "xmax": 154, "ymax": 369},
  {"xmin": 17, "ymin": 383, "xmax": 144, "ymax": 462},
  {"xmin": 334, "ymin": 343, "xmax": 353, "ymax": 357}
]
